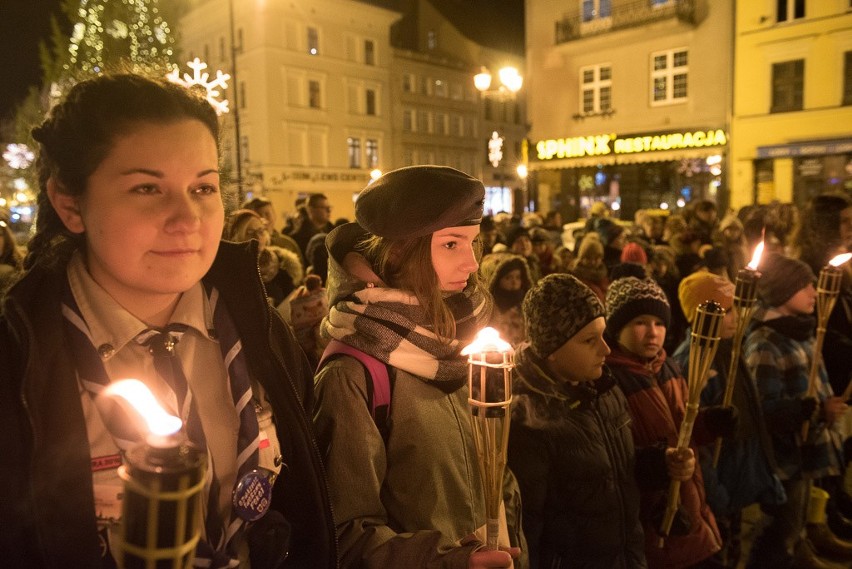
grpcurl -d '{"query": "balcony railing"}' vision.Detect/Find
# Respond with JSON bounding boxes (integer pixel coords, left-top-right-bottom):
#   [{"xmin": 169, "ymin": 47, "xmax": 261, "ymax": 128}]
[{"xmin": 555, "ymin": 0, "xmax": 703, "ymax": 44}]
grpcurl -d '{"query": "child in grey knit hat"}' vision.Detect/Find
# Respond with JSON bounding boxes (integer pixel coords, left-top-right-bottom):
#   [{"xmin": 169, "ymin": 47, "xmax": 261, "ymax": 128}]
[{"xmin": 507, "ymin": 273, "xmax": 647, "ymax": 568}]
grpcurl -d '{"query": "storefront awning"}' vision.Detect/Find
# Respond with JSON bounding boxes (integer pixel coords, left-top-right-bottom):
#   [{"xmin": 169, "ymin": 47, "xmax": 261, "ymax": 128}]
[
  {"xmin": 756, "ymin": 138, "xmax": 852, "ymax": 159},
  {"xmin": 529, "ymin": 147, "xmax": 725, "ymax": 170}
]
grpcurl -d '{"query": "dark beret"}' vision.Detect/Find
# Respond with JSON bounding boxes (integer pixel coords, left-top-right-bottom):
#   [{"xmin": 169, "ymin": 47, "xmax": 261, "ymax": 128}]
[{"xmin": 355, "ymin": 165, "xmax": 485, "ymax": 239}]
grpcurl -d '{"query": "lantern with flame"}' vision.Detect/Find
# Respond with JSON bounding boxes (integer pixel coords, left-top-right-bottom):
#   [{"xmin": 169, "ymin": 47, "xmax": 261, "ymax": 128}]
[
  {"xmin": 801, "ymin": 254, "xmax": 852, "ymax": 438},
  {"xmin": 103, "ymin": 380, "xmax": 206, "ymax": 569},
  {"xmin": 712, "ymin": 241, "xmax": 764, "ymax": 467},
  {"xmin": 461, "ymin": 327, "xmax": 514, "ymax": 550},
  {"xmin": 659, "ymin": 301, "xmax": 724, "ymax": 544}
]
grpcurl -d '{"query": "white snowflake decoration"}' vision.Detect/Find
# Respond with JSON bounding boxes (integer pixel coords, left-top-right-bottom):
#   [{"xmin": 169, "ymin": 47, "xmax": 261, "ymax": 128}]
[
  {"xmin": 166, "ymin": 58, "xmax": 231, "ymax": 115},
  {"xmin": 106, "ymin": 20, "xmax": 129, "ymax": 39},
  {"xmin": 3, "ymin": 144, "xmax": 35, "ymax": 170}
]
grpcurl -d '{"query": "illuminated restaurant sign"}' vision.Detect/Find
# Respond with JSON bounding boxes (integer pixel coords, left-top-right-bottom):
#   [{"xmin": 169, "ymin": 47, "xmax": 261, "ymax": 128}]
[{"xmin": 535, "ymin": 129, "xmax": 727, "ymax": 161}]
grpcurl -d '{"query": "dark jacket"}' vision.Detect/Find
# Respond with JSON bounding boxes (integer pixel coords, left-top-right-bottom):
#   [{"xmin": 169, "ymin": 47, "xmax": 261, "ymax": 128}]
[
  {"xmin": 508, "ymin": 347, "xmax": 646, "ymax": 569},
  {"xmin": 0, "ymin": 241, "xmax": 337, "ymax": 569}
]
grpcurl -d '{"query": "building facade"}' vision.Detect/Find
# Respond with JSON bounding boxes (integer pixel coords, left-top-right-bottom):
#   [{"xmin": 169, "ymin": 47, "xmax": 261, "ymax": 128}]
[
  {"xmin": 730, "ymin": 0, "xmax": 852, "ymax": 209},
  {"xmin": 390, "ymin": 0, "xmax": 527, "ymax": 215},
  {"xmin": 180, "ymin": 0, "xmax": 400, "ymax": 222},
  {"xmin": 179, "ymin": 0, "xmax": 527, "ymax": 223},
  {"xmin": 525, "ymin": 0, "xmax": 733, "ymax": 221}
]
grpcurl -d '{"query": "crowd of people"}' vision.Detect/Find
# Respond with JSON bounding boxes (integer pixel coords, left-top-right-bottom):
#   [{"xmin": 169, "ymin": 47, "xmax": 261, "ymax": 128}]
[{"xmin": 2, "ymin": 70, "xmax": 852, "ymax": 569}]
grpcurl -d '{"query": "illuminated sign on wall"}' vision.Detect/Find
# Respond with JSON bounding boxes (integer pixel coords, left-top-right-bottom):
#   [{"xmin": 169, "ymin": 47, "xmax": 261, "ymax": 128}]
[{"xmin": 535, "ymin": 129, "xmax": 727, "ymax": 161}]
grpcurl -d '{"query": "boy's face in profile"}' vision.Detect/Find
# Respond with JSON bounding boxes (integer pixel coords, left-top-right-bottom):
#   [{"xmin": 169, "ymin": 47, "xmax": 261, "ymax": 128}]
[
  {"xmin": 778, "ymin": 283, "xmax": 816, "ymax": 316},
  {"xmin": 547, "ymin": 317, "xmax": 610, "ymax": 383}
]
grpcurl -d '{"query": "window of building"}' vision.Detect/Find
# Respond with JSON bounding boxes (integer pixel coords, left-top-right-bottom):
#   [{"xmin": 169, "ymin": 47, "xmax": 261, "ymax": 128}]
[
  {"xmin": 450, "ymin": 114, "xmax": 461, "ymax": 136},
  {"xmin": 580, "ymin": 64, "xmax": 612, "ymax": 114},
  {"xmin": 219, "ymin": 37, "xmax": 226, "ymax": 61},
  {"xmin": 366, "ymin": 139, "xmax": 379, "ymax": 168},
  {"xmin": 237, "ymin": 29, "xmax": 244, "ymax": 54},
  {"xmin": 309, "ymin": 80, "xmax": 321, "ymax": 108},
  {"xmin": 364, "ymin": 40, "xmax": 375, "ymax": 65},
  {"xmin": 203, "ymin": 44, "xmax": 210, "ymax": 62},
  {"xmin": 307, "ymin": 27, "xmax": 319, "ymax": 55},
  {"xmin": 365, "ymin": 89, "xmax": 376, "ymax": 115},
  {"xmin": 347, "ymin": 137, "xmax": 361, "ymax": 168},
  {"xmin": 427, "ymin": 30, "xmax": 437, "ymax": 50},
  {"xmin": 417, "ymin": 110, "xmax": 430, "ymax": 133},
  {"xmin": 484, "ymin": 98, "xmax": 494, "ymax": 121},
  {"xmin": 771, "ymin": 59, "xmax": 804, "ymax": 112},
  {"xmin": 651, "ymin": 48, "xmax": 688, "ymax": 105},
  {"xmin": 403, "ymin": 74, "xmax": 415, "ymax": 93},
  {"xmin": 419, "ymin": 76, "xmax": 431, "ymax": 95},
  {"xmin": 844, "ymin": 51, "xmax": 852, "ymax": 106},
  {"xmin": 582, "ymin": 0, "xmax": 611, "ymax": 21},
  {"xmin": 403, "ymin": 109, "xmax": 414, "ymax": 132},
  {"xmin": 239, "ymin": 81, "xmax": 246, "ymax": 109},
  {"xmin": 434, "ymin": 79, "xmax": 448, "ymax": 98},
  {"xmin": 435, "ymin": 112, "xmax": 447, "ymax": 135},
  {"xmin": 777, "ymin": 0, "xmax": 805, "ymax": 23},
  {"xmin": 450, "ymin": 82, "xmax": 463, "ymax": 100}
]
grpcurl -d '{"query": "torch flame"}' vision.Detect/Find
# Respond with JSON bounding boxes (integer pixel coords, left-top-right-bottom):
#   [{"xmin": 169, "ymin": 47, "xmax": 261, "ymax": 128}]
[
  {"xmin": 747, "ymin": 241, "xmax": 764, "ymax": 271},
  {"xmin": 103, "ymin": 379, "xmax": 182, "ymax": 437},
  {"xmin": 461, "ymin": 327, "xmax": 513, "ymax": 356},
  {"xmin": 829, "ymin": 253, "xmax": 852, "ymax": 267}
]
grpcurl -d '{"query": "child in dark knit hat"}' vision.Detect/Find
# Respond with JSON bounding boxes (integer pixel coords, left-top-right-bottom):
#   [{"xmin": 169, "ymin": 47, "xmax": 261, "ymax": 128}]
[
  {"xmin": 744, "ymin": 253, "xmax": 850, "ymax": 567},
  {"xmin": 672, "ymin": 270, "xmax": 784, "ymax": 568},
  {"xmin": 508, "ymin": 273, "xmax": 645, "ymax": 569},
  {"xmin": 604, "ymin": 276, "xmax": 730, "ymax": 568}
]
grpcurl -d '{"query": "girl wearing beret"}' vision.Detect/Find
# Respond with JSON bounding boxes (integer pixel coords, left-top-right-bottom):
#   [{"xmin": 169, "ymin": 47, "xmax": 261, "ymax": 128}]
[
  {"xmin": 508, "ymin": 273, "xmax": 646, "ymax": 569},
  {"xmin": 313, "ymin": 166, "xmax": 525, "ymax": 569},
  {"xmin": 744, "ymin": 253, "xmax": 849, "ymax": 567},
  {"xmin": 604, "ymin": 276, "xmax": 728, "ymax": 569},
  {"xmin": 0, "ymin": 72, "xmax": 336, "ymax": 568}
]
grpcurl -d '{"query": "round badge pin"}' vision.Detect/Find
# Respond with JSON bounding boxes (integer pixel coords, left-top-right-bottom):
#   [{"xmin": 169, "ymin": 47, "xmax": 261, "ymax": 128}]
[{"xmin": 232, "ymin": 470, "xmax": 272, "ymax": 522}]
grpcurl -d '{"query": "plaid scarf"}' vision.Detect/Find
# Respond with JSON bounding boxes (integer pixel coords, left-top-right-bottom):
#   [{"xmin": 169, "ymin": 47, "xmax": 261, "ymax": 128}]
[{"xmin": 321, "ymin": 284, "xmax": 489, "ymax": 392}]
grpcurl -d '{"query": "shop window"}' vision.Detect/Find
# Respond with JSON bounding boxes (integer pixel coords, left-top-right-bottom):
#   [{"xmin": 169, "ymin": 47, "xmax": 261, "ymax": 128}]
[
  {"xmin": 777, "ymin": 0, "xmax": 805, "ymax": 23},
  {"xmin": 771, "ymin": 59, "xmax": 804, "ymax": 113},
  {"xmin": 651, "ymin": 48, "xmax": 688, "ymax": 105},
  {"xmin": 347, "ymin": 137, "xmax": 361, "ymax": 168},
  {"xmin": 844, "ymin": 51, "xmax": 852, "ymax": 106},
  {"xmin": 580, "ymin": 63, "xmax": 612, "ymax": 114}
]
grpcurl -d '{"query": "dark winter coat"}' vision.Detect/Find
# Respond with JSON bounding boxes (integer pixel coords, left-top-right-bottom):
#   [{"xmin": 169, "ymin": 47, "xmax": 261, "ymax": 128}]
[
  {"xmin": 0, "ymin": 241, "xmax": 337, "ymax": 569},
  {"xmin": 508, "ymin": 346, "xmax": 646, "ymax": 569}
]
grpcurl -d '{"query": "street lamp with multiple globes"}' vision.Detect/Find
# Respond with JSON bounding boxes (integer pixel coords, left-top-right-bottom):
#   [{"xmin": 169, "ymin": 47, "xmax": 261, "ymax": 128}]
[{"xmin": 474, "ymin": 65, "xmax": 525, "ymax": 213}]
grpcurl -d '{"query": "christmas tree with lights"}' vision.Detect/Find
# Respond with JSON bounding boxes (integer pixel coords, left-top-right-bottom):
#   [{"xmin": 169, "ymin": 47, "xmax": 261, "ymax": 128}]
[{"xmin": 45, "ymin": 0, "xmax": 181, "ymax": 82}]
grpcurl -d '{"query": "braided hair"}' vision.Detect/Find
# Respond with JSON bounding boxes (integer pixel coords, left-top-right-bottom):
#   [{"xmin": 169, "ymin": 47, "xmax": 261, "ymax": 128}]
[{"xmin": 27, "ymin": 72, "xmax": 221, "ymax": 270}]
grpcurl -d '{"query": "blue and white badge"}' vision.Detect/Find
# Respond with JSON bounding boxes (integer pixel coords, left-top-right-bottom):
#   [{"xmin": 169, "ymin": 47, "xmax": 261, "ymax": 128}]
[{"xmin": 232, "ymin": 469, "xmax": 272, "ymax": 522}]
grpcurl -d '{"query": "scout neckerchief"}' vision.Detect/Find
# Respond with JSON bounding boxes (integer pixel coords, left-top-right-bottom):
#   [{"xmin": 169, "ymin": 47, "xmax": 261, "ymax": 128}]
[{"xmin": 61, "ymin": 278, "xmax": 263, "ymax": 568}]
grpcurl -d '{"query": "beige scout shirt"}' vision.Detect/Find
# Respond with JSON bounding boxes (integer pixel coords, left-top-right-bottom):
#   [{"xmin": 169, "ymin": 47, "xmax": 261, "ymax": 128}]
[{"xmin": 67, "ymin": 252, "xmax": 281, "ymax": 559}]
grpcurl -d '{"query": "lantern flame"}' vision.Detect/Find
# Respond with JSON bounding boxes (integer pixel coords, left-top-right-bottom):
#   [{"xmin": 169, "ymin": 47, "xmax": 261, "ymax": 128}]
[
  {"xmin": 461, "ymin": 327, "xmax": 513, "ymax": 356},
  {"xmin": 829, "ymin": 253, "xmax": 852, "ymax": 267},
  {"xmin": 747, "ymin": 241, "xmax": 764, "ymax": 271},
  {"xmin": 104, "ymin": 379, "xmax": 182, "ymax": 437}
]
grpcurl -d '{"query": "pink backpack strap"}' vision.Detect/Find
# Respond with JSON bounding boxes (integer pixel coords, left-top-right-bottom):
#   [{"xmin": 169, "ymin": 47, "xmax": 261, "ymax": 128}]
[{"xmin": 318, "ymin": 339, "xmax": 391, "ymax": 417}]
